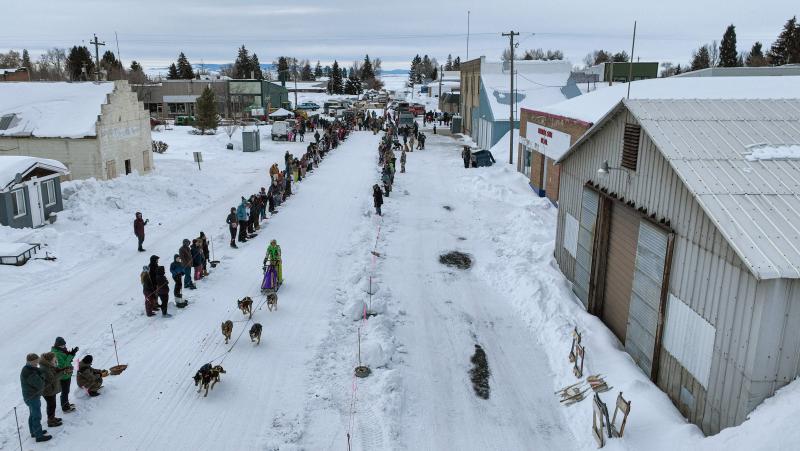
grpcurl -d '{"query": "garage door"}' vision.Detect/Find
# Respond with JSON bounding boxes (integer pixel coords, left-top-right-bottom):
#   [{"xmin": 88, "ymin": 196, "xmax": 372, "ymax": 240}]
[
  {"xmin": 574, "ymin": 188, "xmax": 599, "ymax": 308},
  {"xmin": 626, "ymin": 221, "xmax": 671, "ymax": 378},
  {"xmin": 602, "ymin": 203, "xmax": 639, "ymax": 343}
]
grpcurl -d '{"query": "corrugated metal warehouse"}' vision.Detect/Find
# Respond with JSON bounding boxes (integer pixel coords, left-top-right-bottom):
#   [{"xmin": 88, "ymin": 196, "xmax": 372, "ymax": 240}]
[{"xmin": 553, "ymin": 98, "xmax": 800, "ymax": 435}]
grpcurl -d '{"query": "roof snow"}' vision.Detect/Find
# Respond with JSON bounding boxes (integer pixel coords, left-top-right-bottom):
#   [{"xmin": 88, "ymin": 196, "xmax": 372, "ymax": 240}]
[
  {"xmin": 530, "ymin": 76, "xmax": 800, "ymax": 124},
  {"xmin": 0, "ymin": 155, "xmax": 69, "ymax": 191},
  {"xmin": 0, "ymin": 82, "xmax": 115, "ymax": 138},
  {"xmin": 745, "ymin": 144, "xmax": 800, "ymax": 161},
  {"xmin": 481, "ymin": 60, "xmax": 573, "ymax": 121}
]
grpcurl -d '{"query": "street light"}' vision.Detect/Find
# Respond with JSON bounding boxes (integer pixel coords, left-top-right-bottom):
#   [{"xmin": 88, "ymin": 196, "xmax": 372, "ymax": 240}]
[{"xmin": 597, "ymin": 160, "xmax": 621, "ymax": 175}]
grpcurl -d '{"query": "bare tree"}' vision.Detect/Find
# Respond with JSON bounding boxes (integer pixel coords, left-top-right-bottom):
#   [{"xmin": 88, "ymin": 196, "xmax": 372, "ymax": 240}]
[{"xmin": 223, "ymin": 120, "xmax": 240, "ymax": 146}]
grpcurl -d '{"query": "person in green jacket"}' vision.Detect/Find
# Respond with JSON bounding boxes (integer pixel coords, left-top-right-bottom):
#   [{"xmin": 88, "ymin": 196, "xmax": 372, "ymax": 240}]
[
  {"xmin": 266, "ymin": 239, "xmax": 283, "ymax": 284},
  {"xmin": 20, "ymin": 353, "xmax": 51, "ymax": 442},
  {"xmin": 51, "ymin": 337, "xmax": 78, "ymax": 413}
]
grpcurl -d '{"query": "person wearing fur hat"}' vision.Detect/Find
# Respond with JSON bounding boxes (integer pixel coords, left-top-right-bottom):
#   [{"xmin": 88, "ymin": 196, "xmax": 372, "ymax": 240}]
[
  {"xmin": 20, "ymin": 353, "xmax": 52, "ymax": 442},
  {"xmin": 76, "ymin": 355, "xmax": 104, "ymax": 397},
  {"xmin": 39, "ymin": 352, "xmax": 66, "ymax": 427},
  {"xmin": 51, "ymin": 337, "xmax": 77, "ymax": 413}
]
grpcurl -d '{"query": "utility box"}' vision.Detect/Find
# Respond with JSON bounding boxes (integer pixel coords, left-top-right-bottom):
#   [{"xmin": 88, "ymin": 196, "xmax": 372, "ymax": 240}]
[
  {"xmin": 242, "ymin": 129, "xmax": 261, "ymax": 152},
  {"xmin": 450, "ymin": 115, "xmax": 462, "ymax": 134}
]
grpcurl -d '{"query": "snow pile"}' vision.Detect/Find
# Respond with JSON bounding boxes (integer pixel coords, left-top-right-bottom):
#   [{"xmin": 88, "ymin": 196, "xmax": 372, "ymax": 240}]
[
  {"xmin": 489, "ymin": 128, "xmax": 519, "ymax": 162},
  {"xmin": 0, "ymin": 82, "xmax": 114, "ymax": 138},
  {"xmin": 745, "ymin": 144, "xmax": 800, "ymax": 161}
]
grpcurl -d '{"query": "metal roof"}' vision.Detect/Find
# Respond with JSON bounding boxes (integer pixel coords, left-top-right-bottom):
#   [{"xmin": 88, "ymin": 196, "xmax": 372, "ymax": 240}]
[{"xmin": 627, "ymin": 98, "xmax": 800, "ymax": 280}]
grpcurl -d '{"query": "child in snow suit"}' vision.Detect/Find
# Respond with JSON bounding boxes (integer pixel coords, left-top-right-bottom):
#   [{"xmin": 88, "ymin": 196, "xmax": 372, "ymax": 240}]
[
  {"xmin": 170, "ymin": 255, "xmax": 184, "ymax": 301},
  {"xmin": 76, "ymin": 355, "xmax": 103, "ymax": 396},
  {"xmin": 373, "ymin": 184, "xmax": 383, "ymax": 216},
  {"xmin": 51, "ymin": 337, "xmax": 77, "ymax": 413}
]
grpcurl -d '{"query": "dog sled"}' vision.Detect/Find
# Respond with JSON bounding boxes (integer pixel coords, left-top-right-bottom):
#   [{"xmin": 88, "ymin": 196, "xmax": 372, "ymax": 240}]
[{"xmin": 261, "ymin": 260, "xmax": 281, "ymax": 293}]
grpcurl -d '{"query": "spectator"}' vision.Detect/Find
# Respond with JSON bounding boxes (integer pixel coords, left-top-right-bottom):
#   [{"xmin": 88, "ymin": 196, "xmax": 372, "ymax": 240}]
[
  {"xmin": 38, "ymin": 352, "xmax": 64, "ymax": 428},
  {"xmin": 141, "ymin": 265, "xmax": 157, "ymax": 317},
  {"xmin": 179, "ymin": 239, "xmax": 196, "ymax": 290},
  {"xmin": 20, "ymin": 353, "xmax": 51, "ymax": 442},
  {"xmin": 226, "ymin": 207, "xmax": 238, "ymax": 248},
  {"xmin": 155, "ymin": 266, "xmax": 172, "ymax": 317},
  {"xmin": 169, "ymin": 254, "xmax": 185, "ymax": 305},
  {"xmin": 373, "ymin": 184, "xmax": 383, "ymax": 216},
  {"xmin": 191, "ymin": 239, "xmax": 204, "ymax": 281},
  {"xmin": 133, "ymin": 212, "xmax": 149, "ymax": 252},
  {"xmin": 76, "ymin": 355, "xmax": 103, "ymax": 397},
  {"xmin": 51, "ymin": 337, "xmax": 77, "ymax": 413},
  {"xmin": 236, "ymin": 198, "xmax": 249, "ymax": 243},
  {"xmin": 198, "ymin": 232, "xmax": 210, "ymax": 276}
]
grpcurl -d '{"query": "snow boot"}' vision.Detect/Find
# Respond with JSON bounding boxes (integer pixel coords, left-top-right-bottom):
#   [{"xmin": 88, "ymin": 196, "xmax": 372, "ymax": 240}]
[
  {"xmin": 88, "ymin": 391, "xmax": 100, "ymax": 397},
  {"xmin": 47, "ymin": 418, "xmax": 62, "ymax": 427},
  {"xmin": 32, "ymin": 430, "xmax": 47, "ymax": 438},
  {"xmin": 36, "ymin": 435, "xmax": 53, "ymax": 443},
  {"xmin": 162, "ymin": 313, "xmax": 173, "ymax": 318},
  {"xmin": 62, "ymin": 404, "xmax": 75, "ymax": 413}
]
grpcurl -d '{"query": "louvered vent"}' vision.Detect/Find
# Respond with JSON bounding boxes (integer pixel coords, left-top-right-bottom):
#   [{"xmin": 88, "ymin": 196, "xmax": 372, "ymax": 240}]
[
  {"xmin": 622, "ymin": 123, "xmax": 641, "ymax": 171},
  {"xmin": 0, "ymin": 114, "xmax": 15, "ymax": 130}
]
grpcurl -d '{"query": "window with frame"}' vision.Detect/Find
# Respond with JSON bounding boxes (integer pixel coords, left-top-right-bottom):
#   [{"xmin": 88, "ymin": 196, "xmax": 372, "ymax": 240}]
[
  {"xmin": 43, "ymin": 180, "xmax": 56, "ymax": 207},
  {"xmin": 11, "ymin": 189, "xmax": 26, "ymax": 217}
]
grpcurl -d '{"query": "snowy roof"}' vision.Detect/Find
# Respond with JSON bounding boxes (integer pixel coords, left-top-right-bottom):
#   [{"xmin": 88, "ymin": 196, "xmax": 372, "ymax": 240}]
[
  {"xmin": 269, "ymin": 108, "xmax": 293, "ymax": 117},
  {"xmin": 0, "ymin": 82, "xmax": 115, "ymax": 138},
  {"xmin": 529, "ymin": 76, "xmax": 800, "ymax": 125},
  {"xmin": 571, "ymin": 98, "xmax": 800, "ymax": 280},
  {"xmin": 481, "ymin": 60, "xmax": 573, "ymax": 121},
  {"xmin": 0, "ymin": 156, "xmax": 69, "ymax": 191}
]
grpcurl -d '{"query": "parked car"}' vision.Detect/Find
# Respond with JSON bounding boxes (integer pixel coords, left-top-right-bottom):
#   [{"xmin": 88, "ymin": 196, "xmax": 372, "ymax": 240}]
[
  {"xmin": 297, "ymin": 102, "xmax": 320, "ymax": 110},
  {"xmin": 410, "ymin": 104, "xmax": 425, "ymax": 116},
  {"xmin": 470, "ymin": 150, "xmax": 496, "ymax": 167},
  {"xmin": 271, "ymin": 121, "xmax": 289, "ymax": 140},
  {"xmin": 175, "ymin": 115, "xmax": 196, "ymax": 126},
  {"xmin": 149, "ymin": 117, "xmax": 163, "ymax": 129}
]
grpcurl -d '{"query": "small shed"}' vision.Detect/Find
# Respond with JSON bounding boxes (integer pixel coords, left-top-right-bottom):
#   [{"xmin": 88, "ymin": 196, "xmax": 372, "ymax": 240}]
[{"xmin": 0, "ymin": 156, "xmax": 69, "ymax": 228}]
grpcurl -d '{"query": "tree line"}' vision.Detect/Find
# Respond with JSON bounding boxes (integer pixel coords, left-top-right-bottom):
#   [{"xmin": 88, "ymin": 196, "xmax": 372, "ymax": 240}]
[{"xmin": 0, "ymin": 46, "xmax": 147, "ymax": 83}]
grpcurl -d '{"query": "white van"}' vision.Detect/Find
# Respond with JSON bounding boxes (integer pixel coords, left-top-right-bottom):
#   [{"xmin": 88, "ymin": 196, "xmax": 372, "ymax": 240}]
[{"xmin": 271, "ymin": 121, "xmax": 289, "ymax": 140}]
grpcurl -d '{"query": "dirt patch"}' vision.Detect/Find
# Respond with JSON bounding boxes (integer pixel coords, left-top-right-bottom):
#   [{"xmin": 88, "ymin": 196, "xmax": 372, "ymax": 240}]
[
  {"xmin": 457, "ymin": 237, "xmax": 467, "ymax": 241},
  {"xmin": 469, "ymin": 344, "xmax": 491, "ymax": 399},
  {"xmin": 443, "ymin": 205, "xmax": 453, "ymax": 211},
  {"xmin": 439, "ymin": 251, "xmax": 472, "ymax": 269}
]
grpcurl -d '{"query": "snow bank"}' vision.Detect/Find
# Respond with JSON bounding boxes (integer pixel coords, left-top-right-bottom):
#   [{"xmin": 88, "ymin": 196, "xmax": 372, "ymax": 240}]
[{"xmin": 745, "ymin": 144, "xmax": 800, "ymax": 161}]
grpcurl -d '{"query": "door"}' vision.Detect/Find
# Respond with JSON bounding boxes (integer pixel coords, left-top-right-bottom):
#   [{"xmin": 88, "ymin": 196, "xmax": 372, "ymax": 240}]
[
  {"xmin": 25, "ymin": 181, "xmax": 45, "ymax": 227},
  {"xmin": 626, "ymin": 221, "xmax": 672, "ymax": 379},
  {"xmin": 106, "ymin": 160, "xmax": 117, "ymax": 180},
  {"xmin": 602, "ymin": 203, "xmax": 639, "ymax": 342},
  {"xmin": 125, "ymin": 159, "xmax": 132, "ymax": 175},
  {"xmin": 574, "ymin": 188, "xmax": 599, "ymax": 307}
]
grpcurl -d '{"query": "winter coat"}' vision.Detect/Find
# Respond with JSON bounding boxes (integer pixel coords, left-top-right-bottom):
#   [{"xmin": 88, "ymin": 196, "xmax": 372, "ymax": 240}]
[
  {"xmin": 226, "ymin": 212, "xmax": 238, "ymax": 228},
  {"xmin": 191, "ymin": 244, "xmax": 204, "ymax": 267},
  {"xmin": 236, "ymin": 201, "xmax": 248, "ymax": 221},
  {"xmin": 267, "ymin": 244, "xmax": 281, "ymax": 262},
  {"xmin": 169, "ymin": 261, "xmax": 183, "ymax": 278},
  {"xmin": 20, "ymin": 364, "xmax": 44, "ymax": 401},
  {"xmin": 39, "ymin": 359, "xmax": 62, "ymax": 397},
  {"xmin": 141, "ymin": 271, "xmax": 155, "ymax": 294},
  {"xmin": 179, "ymin": 244, "xmax": 192, "ymax": 267},
  {"xmin": 52, "ymin": 346, "xmax": 75, "ymax": 381},
  {"xmin": 373, "ymin": 188, "xmax": 383, "ymax": 207},
  {"xmin": 400, "ymin": 152, "xmax": 406, "ymax": 163},
  {"xmin": 156, "ymin": 273, "xmax": 170, "ymax": 295},
  {"xmin": 76, "ymin": 362, "xmax": 102, "ymax": 390},
  {"xmin": 134, "ymin": 217, "xmax": 146, "ymax": 237}
]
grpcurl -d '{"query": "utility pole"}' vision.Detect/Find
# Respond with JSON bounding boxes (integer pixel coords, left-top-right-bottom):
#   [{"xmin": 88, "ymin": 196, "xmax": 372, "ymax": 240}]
[
  {"xmin": 438, "ymin": 64, "xmax": 443, "ymax": 107},
  {"xmin": 293, "ymin": 61, "xmax": 298, "ymax": 109},
  {"xmin": 627, "ymin": 21, "xmax": 637, "ymax": 99},
  {"xmin": 89, "ymin": 34, "xmax": 105, "ymax": 82},
  {"xmin": 502, "ymin": 31, "xmax": 519, "ymax": 165},
  {"xmin": 466, "ymin": 11, "xmax": 471, "ymax": 61}
]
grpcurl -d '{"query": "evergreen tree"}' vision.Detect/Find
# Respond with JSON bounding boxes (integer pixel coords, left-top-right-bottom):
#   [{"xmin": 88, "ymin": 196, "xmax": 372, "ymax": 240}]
[
  {"xmin": 21, "ymin": 49, "xmax": 32, "ymax": 70},
  {"xmin": 277, "ymin": 56, "xmax": 290, "ymax": 83},
  {"xmin": 746, "ymin": 42, "xmax": 768, "ymax": 67},
  {"xmin": 128, "ymin": 60, "xmax": 146, "ymax": 84},
  {"xmin": 328, "ymin": 60, "xmax": 344, "ymax": 94},
  {"xmin": 176, "ymin": 52, "xmax": 194, "ymax": 79},
  {"xmin": 314, "ymin": 61, "xmax": 323, "ymax": 78},
  {"xmin": 250, "ymin": 53, "xmax": 263, "ymax": 79},
  {"xmin": 361, "ymin": 54, "xmax": 375, "ymax": 81},
  {"xmin": 611, "ymin": 51, "xmax": 629, "ymax": 62},
  {"xmin": 194, "ymin": 86, "xmax": 219, "ymax": 134},
  {"xmin": 408, "ymin": 54, "xmax": 421, "ymax": 85},
  {"xmin": 66, "ymin": 45, "xmax": 94, "ymax": 81},
  {"xmin": 675, "ymin": 64, "xmax": 683, "ymax": 75},
  {"xmin": 323, "ymin": 65, "xmax": 331, "ymax": 77},
  {"xmin": 301, "ymin": 62, "xmax": 314, "ymax": 81},
  {"xmin": 444, "ymin": 54, "xmax": 453, "ymax": 71},
  {"xmin": 453, "ymin": 56, "xmax": 461, "ymax": 70},
  {"xmin": 718, "ymin": 24, "xmax": 739, "ymax": 67},
  {"xmin": 344, "ymin": 73, "xmax": 362, "ymax": 95},
  {"xmin": 101, "ymin": 50, "xmax": 124, "ymax": 80},
  {"xmin": 167, "ymin": 63, "xmax": 179, "ymax": 80},
  {"xmin": 233, "ymin": 45, "xmax": 252, "ymax": 79},
  {"xmin": 340, "ymin": 67, "xmax": 348, "ymax": 80},
  {"xmin": 431, "ymin": 66, "xmax": 438, "ymax": 81},
  {"xmin": 767, "ymin": 16, "xmax": 800, "ymax": 65},
  {"xmin": 691, "ymin": 45, "xmax": 711, "ymax": 71}
]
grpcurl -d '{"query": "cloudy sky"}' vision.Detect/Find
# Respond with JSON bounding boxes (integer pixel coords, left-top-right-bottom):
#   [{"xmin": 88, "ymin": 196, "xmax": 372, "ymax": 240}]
[{"xmin": 2, "ymin": 0, "xmax": 796, "ymax": 71}]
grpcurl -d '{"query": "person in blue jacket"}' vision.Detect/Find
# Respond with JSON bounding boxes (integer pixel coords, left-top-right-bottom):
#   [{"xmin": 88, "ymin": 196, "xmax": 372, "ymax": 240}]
[{"xmin": 236, "ymin": 197, "xmax": 249, "ymax": 243}]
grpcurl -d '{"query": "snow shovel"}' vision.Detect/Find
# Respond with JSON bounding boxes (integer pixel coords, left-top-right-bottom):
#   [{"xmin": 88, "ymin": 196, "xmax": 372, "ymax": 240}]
[{"xmin": 108, "ymin": 324, "xmax": 128, "ymax": 376}]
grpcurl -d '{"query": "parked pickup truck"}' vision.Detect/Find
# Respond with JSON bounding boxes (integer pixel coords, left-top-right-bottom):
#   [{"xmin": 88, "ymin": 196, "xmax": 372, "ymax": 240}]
[
  {"xmin": 297, "ymin": 102, "xmax": 320, "ymax": 110},
  {"xmin": 271, "ymin": 121, "xmax": 289, "ymax": 140}
]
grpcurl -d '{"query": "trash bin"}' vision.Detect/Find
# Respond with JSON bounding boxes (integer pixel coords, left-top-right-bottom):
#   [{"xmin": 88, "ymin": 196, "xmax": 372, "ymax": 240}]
[
  {"xmin": 242, "ymin": 129, "xmax": 261, "ymax": 152},
  {"xmin": 450, "ymin": 115, "xmax": 462, "ymax": 134}
]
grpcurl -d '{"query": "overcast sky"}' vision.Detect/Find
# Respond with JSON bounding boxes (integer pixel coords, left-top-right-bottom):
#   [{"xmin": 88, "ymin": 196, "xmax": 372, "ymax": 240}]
[{"xmin": 2, "ymin": 0, "xmax": 796, "ymax": 71}]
